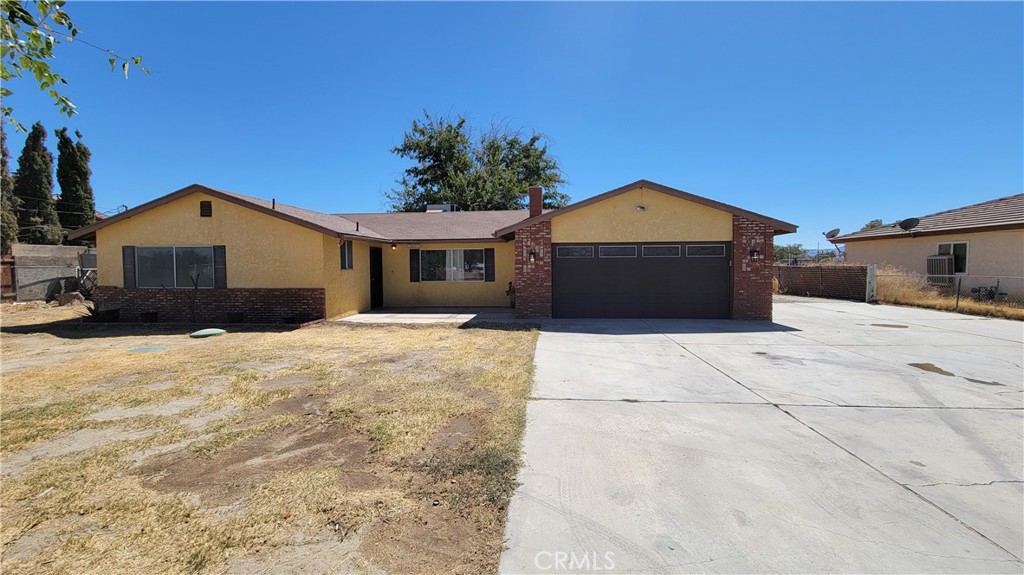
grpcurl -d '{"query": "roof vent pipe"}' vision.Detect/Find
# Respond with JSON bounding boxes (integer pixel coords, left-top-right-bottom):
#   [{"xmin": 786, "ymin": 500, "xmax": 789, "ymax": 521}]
[
  {"xmin": 356, "ymin": 222, "xmax": 360, "ymax": 231},
  {"xmin": 272, "ymin": 198, "xmax": 276, "ymax": 210}
]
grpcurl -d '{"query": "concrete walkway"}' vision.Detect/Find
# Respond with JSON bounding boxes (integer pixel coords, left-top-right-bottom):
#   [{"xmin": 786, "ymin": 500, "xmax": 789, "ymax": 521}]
[
  {"xmin": 501, "ymin": 301, "xmax": 1023, "ymax": 574},
  {"xmin": 337, "ymin": 307, "xmax": 518, "ymax": 324}
]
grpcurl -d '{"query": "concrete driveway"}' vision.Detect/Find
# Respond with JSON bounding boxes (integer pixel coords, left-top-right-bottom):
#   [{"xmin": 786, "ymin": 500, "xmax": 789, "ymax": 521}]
[{"xmin": 500, "ymin": 300, "xmax": 1023, "ymax": 574}]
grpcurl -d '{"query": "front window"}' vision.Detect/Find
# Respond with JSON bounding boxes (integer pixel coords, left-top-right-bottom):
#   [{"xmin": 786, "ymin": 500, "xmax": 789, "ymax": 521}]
[
  {"xmin": 340, "ymin": 241, "xmax": 353, "ymax": 270},
  {"xmin": 137, "ymin": 246, "xmax": 214, "ymax": 288},
  {"xmin": 937, "ymin": 242, "xmax": 968, "ymax": 274},
  {"xmin": 420, "ymin": 249, "xmax": 485, "ymax": 282}
]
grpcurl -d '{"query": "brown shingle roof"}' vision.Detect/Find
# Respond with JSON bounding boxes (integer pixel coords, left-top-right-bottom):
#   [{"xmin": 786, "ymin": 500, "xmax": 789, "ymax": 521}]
[
  {"xmin": 334, "ymin": 210, "xmax": 533, "ymax": 242},
  {"xmin": 208, "ymin": 188, "xmax": 387, "ymax": 240},
  {"xmin": 68, "ymin": 184, "xmax": 388, "ymax": 242},
  {"xmin": 831, "ymin": 194, "xmax": 1024, "ymax": 243}
]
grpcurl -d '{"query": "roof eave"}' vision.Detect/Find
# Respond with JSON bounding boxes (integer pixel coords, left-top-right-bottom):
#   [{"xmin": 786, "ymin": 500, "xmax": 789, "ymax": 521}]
[
  {"xmin": 388, "ymin": 237, "xmax": 509, "ymax": 244},
  {"xmin": 832, "ymin": 222, "xmax": 1024, "ymax": 243},
  {"xmin": 494, "ymin": 179, "xmax": 798, "ymax": 237},
  {"xmin": 66, "ymin": 184, "xmax": 362, "ymax": 242}
]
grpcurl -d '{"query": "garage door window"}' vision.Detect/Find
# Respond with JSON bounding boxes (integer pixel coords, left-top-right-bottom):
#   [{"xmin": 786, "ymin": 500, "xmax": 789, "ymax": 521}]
[
  {"xmin": 642, "ymin": 245, "xmax": 681, "ymax": 258},
  {"xmin": 420, "ymin": 249, "xmax": 485, "ymax": 281},
  {"xmin": 556, "ymin": 246, "xmax": 594, "ymax": 258},
  {"xmin": 686, "ymin": 245, "xmax": 727, "ymax": 257},
  {"xmin": 598, "ymin": 245, "xmax": 637, "ymax": 258}
]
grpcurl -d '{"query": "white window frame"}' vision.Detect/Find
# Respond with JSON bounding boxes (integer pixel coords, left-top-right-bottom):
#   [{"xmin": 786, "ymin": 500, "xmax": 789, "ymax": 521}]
[
  {"xmin": 598, "ymin": 245, "xmax": 638, "ymax": 258},
  {"xmin": 555, "ymin": 245, "xmax": 595, "ymax": 258},
  {"xmin": 641, "ymin": 245, "xmax": 682, "ymax": 258},
  {"xmin": 340, "ymin": 240, "xmax": 354, "ymax": 270},
  {"xmin": 936, "ymin": 241, "xmax": 969, "ymax": 274},
  {"xmin": 420, "ymin": 249, "xmax": 485, "ymax": 282},
  {"xmin": 136, "ymin": 245, "xmax": 215, "ymax": 289},
  {"xmin": 685, "ymin": 244, "xmax": 728, "ymax": 258}
]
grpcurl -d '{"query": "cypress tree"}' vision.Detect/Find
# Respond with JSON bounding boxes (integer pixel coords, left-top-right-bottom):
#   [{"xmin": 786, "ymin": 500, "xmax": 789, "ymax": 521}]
[
  {"xmin": 13, "ymin": 122, "xmax": 62, "ymax": 245},
  {"xmin": 55, "ymin": 128, "xmax": 96, "ymax": 243},
  {"xmin": 1, "ymin": 126, "xmax": 19, "ymax": 253}
]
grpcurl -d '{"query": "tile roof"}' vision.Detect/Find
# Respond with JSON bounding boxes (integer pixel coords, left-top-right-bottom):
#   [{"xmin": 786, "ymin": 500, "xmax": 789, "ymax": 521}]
[
  {"xmin": 832, "ymin": 194, "xmax": 1024, "ymax": 242},
  {"xmin": 334, "ymin": 210, "xmax": 533, "ymax": 242}
]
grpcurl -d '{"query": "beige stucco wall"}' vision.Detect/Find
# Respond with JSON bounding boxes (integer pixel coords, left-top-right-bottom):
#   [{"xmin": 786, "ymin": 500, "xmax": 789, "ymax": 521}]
[
  {"xmin": 382, "ymin": 242, "xmax": 515, "ymax": 307},
  {"xmin": 322, "ymin": 237, "xmax": 372, "ymax": 318},
  {"xmin": 551, "ymin": 187, "xmax": 733, "ymax": 243},
  {"xmin": 843, "ymin": 229, "xmax": 1024, "ymax": 278},
  {"xmin": 96, "ymin": 191, "xmax": 326, "ymax": 289}
]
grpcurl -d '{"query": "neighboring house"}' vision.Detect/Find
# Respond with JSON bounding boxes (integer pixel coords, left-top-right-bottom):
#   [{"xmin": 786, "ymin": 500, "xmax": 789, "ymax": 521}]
[
  {"xmin": 830, "ymin": 194, "xmax": 1024, "ymax": 296},
  {"xmin": 67, "ymin": 180, "xmax": 796, "ymax": 322}
]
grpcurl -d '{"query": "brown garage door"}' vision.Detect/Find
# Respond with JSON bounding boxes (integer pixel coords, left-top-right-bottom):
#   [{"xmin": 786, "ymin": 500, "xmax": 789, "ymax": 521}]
[{"xmin": 552, "ymin": 242, "xmax": 732, "ymax": 318}]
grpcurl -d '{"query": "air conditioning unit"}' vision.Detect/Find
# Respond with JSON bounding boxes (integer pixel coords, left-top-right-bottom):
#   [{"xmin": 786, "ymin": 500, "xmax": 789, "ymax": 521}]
[{"xmin": 926, "ymin": 255, "xmax": 955, "ymax": 285}]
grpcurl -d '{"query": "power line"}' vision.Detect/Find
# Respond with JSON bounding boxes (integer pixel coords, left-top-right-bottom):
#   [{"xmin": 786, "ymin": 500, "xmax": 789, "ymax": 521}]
[{"xmin": 12, "ymin": 206, "xmax": 100, "ymax": 216}]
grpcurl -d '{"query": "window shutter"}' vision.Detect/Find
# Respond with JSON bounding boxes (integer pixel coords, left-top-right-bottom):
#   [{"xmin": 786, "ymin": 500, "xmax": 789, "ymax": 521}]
[
  {"xmin": 409, "ymin": 249, "xmax": 420, "ymax": 282},
  {"xmin": 213, "ymin": 245, "xmax": 227, "ymax": 288},
  {"xmin": 122, "ymin": 246, "xmax": 136, "ymax": 289},
  {"xmin": 484, "ymin": 248, "xmax": 495, "ymax": 282}
]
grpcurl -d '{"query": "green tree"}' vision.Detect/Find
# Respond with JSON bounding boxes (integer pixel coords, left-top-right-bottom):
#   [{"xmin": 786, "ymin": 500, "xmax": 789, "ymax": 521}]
[
  {"xmin": 55, "ymin": 127, "xmax": 94, "ymax": 242},
  {"xmin": 774, "ymin": 243, "xmax": 807, "ymax": 263},
  {"xmin": 1, "ymin": 0, "xmax": 147, "ymax": 131},
  {"xmin": 387, "ymin": 111, "xmax": 569, "ymax": 212},
  {"xmin": 1, "ymin": 125, "xmax": 18, "ymax": 252},
  {"xmin": 860, "ymin": 219, "xmax": 884, "ymax": 231},
  {"xmin": 13, "ymin": 122, "xmax": 62, "ymax": 244}
]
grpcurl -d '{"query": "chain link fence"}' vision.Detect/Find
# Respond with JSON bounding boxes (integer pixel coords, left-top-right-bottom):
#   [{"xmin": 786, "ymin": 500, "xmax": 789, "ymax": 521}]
[
  {"xmin": 874, "ymin": 269, "xmax": 1023, "ymax": 319},
  {"xmin": 775, "ymin": 263, "xmax": 1024, "ymax": 320}
]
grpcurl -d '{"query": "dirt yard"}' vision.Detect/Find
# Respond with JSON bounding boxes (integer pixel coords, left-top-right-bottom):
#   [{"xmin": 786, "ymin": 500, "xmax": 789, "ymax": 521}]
[{"xmin": 0, "ymin": 302, "xmax": 538, "ymax": 574}]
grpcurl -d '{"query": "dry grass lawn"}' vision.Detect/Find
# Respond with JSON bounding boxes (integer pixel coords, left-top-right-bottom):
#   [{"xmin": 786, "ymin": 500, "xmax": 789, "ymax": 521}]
[
  {"xmin": 0, "ymin": 302, "xmax": 538, "ymax": 574},
  {"xmin": 875, "ymin": 267, "xmax": 1024, "ymax": 321}
]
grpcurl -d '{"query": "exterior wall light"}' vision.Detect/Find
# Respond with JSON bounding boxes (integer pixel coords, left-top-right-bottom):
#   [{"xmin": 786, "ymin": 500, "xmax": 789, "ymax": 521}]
[
  {"xmin": 391, "ymin": 243, "xmax": 397, "ymax": 250},
  {"xmin": 529, "ymin": 251, "xmax": 537, "ymax": 264},
  {"xmin": 749, "ymin": 249, "xmax": 763, "ymax": 261}
]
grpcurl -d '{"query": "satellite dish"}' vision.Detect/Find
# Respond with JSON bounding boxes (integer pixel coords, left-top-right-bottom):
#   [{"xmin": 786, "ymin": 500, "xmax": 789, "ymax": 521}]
[
  {"xmin": 824, "ymin": 228, "xmax": 841, "ymax": 239},
  {"xmin": 898, "ymin": 218, "xmax": 920, "ymax": 231}
]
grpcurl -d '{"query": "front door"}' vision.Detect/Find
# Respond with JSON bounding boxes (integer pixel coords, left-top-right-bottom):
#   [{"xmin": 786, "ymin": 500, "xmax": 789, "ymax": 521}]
[{"xmin": 369, "ymin": 246, "xmax": 384, "ymax": 309}]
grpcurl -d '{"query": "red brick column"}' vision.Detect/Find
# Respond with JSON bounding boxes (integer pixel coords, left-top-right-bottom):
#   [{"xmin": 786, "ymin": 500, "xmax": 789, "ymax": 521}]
[
  {"xmin": 732, "ymin": 215, "xmax": 774, "ymax": 320},
  {"xmin": 514, "ymin": 221, "xmax": 552, "ymax": 319}
]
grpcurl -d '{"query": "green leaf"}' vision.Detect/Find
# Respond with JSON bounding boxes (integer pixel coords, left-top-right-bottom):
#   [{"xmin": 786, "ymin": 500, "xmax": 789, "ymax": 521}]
[{"xmin": 108, "ymin": 57, "xmax": 116, "ymax": 71}]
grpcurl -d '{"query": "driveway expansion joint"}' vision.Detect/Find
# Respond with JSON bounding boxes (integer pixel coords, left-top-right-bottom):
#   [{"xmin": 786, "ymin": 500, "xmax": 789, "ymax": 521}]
[{"xmin": 908, "ymin": 480, "xmax": 1024, "ymax": 488}]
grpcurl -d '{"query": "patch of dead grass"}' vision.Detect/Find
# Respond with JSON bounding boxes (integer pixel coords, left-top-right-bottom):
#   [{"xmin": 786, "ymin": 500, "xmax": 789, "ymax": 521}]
[
  {"xmin": 2, "ymin": 314, "xmax": 538, "ymax": 574},
  {"xmin": 876, "ymin": 265, "xmax": 1024, "ymax": 320}
]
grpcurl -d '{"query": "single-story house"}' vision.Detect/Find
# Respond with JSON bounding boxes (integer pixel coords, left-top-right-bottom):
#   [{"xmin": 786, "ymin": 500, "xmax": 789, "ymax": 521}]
[
  {"xmin": 67, "ymin": 180, "xmax": 797, "ymax": 322},
  {"xmin": 830, "ymin": 194, "xmax": 1024, "ymax": 296}
]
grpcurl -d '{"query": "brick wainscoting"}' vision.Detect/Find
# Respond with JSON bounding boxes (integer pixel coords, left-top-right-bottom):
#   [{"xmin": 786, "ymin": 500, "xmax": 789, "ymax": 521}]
[
  {"xmin": 92, "ymin": 286, "xmax": 326, "ymax": 323},
  {"xmin": 732, "ymin": 215, "xmax": 775, "ymax": 321},
  {"xmin": 514, "ymin": 221, "xmax": 552, "ymax": 319}
]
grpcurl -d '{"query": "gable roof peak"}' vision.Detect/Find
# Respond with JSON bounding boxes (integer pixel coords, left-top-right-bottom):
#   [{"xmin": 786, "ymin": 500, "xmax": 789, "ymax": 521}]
[{"xmin": 493, "ymin": 179, "xmax": 797, "ymax": 237}]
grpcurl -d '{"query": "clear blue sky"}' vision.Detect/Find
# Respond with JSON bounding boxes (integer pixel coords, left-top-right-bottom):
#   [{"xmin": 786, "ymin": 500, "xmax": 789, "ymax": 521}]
[{"xmin": 6, "ymin": 1, "xmax": 1022, "ymax": 249}]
